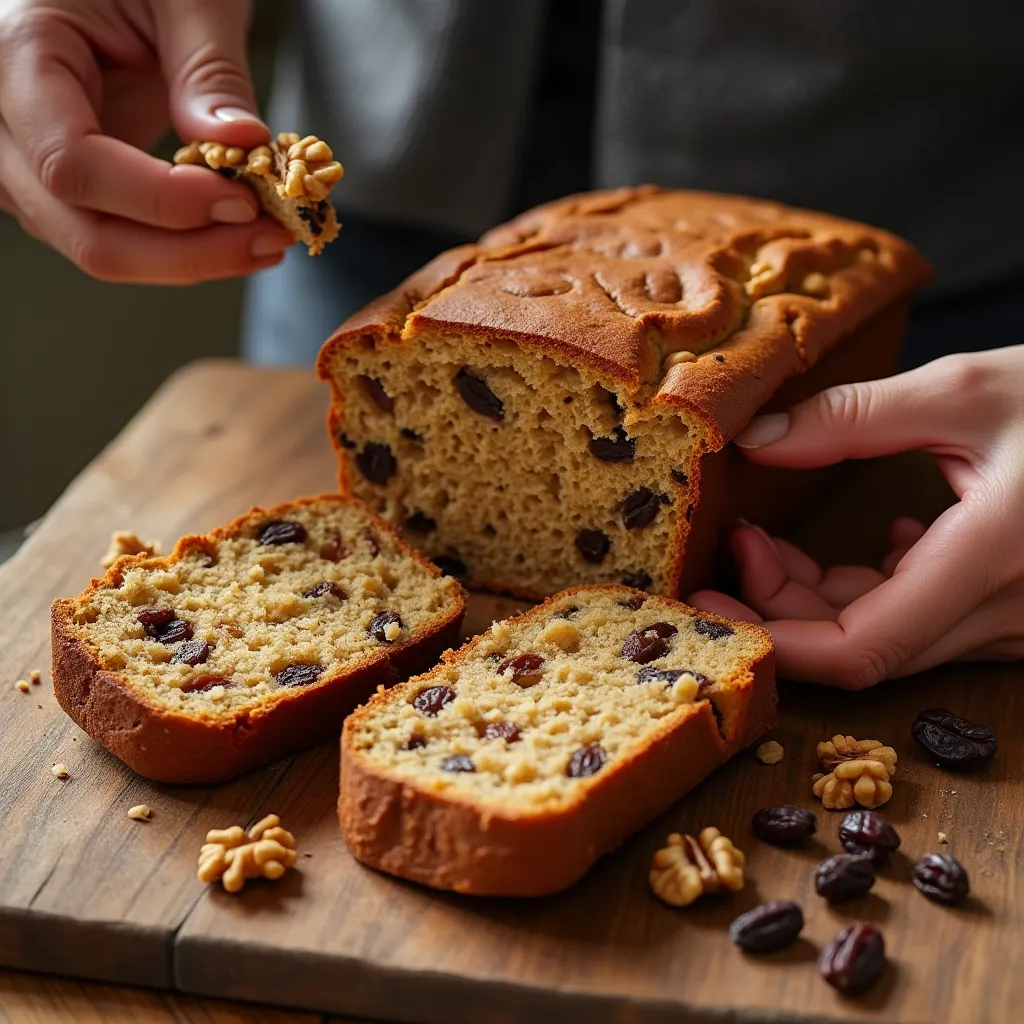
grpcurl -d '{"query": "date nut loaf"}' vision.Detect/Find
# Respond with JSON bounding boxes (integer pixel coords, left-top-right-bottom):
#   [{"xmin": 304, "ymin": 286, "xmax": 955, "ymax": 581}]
[
  {"xmin": 318, "ymin": 186, "xmax": 930, "ymax": 598},
  {"xmin": 52, "ymin": 495, "xmax": 465, "ymax": 783},
  {"xmin": 340, "ymin": 585, "xmax": 775, "ymax": 896}
]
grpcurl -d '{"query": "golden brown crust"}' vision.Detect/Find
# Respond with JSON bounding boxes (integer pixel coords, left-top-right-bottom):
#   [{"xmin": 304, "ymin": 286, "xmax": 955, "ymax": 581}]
[
  {"xmin": 51, "ymin": 494, "xmax": 466, "ymax": 784},
  {"xmin": 339, "ymin": 586, "xmax": 775, "ymax": 896}
]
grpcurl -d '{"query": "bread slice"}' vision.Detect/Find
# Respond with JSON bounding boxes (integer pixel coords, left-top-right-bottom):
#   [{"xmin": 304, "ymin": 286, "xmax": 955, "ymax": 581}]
[
  {"xmin": 52, "ymin": 495, "xmax": 465, "ymax": 783},
  {"xmin": 340, "ymin": 585, "xmax": 775, "ymax": 895},
  {"xmin": 317, "ymin": 187, "xmax": 929, "ymax": 598},
  {"xmin": 173, "ymin": 133, "xmax": 342, "ymax": 254}
]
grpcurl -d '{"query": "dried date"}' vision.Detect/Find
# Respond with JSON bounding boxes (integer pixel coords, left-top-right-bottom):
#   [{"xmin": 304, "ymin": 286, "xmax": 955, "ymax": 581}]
[
  {"xmin": 819, "ymin": 922, "xmax": 886, "ymax": 994},
  {"xmin": 911, "ymin": 853, "xmax": 970, "ymax": 905},
  {"xmin": 815, "ymin": 854, "xmax": 876, "ymax": 902},
  {"xmin": 729, "ymin": 900, "xmax": 804, "ymax": 953},
  {"xmin": 838, "ymin": 810, "xmax": 901, "ymax": 867},
  {"xmin": 751, "ymin": 805, "xmax": 817, "ymax": 846},
  {"xmin": 911, "ymin": 707, "xmax": 997, "ymax": 770}
]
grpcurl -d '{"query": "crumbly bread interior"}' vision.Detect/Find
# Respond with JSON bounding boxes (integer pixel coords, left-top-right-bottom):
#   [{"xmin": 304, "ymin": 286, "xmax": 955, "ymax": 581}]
[
  {"xmin": 346, "ymin": 588, "xmax": 767, "ymax": 812},
  {"xmin": 248, "ymin": 175, "xmax": 340, "ymax": 255},
  {"xmin": 64, "ymin": 498, "xmax": 463, "ymax": 722},
  {"xmin": 323, "ymin": 332, "xmax": 694, "ymax": 596}
]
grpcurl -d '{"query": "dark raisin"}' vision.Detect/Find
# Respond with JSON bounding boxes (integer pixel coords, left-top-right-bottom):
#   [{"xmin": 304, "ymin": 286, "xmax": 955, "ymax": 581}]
[
  {"xmin": 911, "ymin": 853, "xmax": 970, "ymax": 905},
  {"xmin": 575, "ymin": 529, "xmax": 611, "ymax": 563},
  {"xmin": 137, "ymin": 608, "xmax": 174, "ymax": 628},
  {"xmin": 554, "ymin": 605, "xmax": 579, "ymax": 619},
  {"xmin": 404, "ymin": 734, "xmax": 426, "ymax": 750},
  {"xmin": 644, "ymin": 621, "xmax": 678, "ymax": 638},
  {"xmin": 182, "ymin": 674, "xmax": 232, "ymax": 694},
  {"xmin": 693, "ymin": 618, "xmax": 734, "ymax": 639},
  {"xmin": 620, "ymin": 570, "xmax": 652, "ymax": 590},
  {"xmin": 145, "ymin": 615, "xmax": 193, "ymax": 645},
  {"xmin": 302, "ymin": 581, "xmax": 345, "ymax": 600},
  {"xmin": 838, "ymin": 810, "xmax": 901, "ymax": 866},
  {"xmin": 405, "ymin": 512, "xmax": 436, "ymax": 534},
  {"xmin": 497, "ymin": 652, "xmax": 545, "ymax": 687},
  {"xmin": 911, "ymin": 707, "xmax": 997, "ymax": 770},
  {"xmin": 359, "ymin": 375, "xmax": 394, "ymax": 413},
  {"xmin": 815, "ymin": 855, "xmax": 876, "ymax": 902},
  {"xmin": 617, "ymin": 594, "xmax": 646, "ymax": 610},
  {"xmin": 170, "ymin": 639, "xmax": 210, "ymax": 667},
  {"xmin": 567, "ymin": 744, "xmax": 608, "ymax": 778},
  {"xmin": 752, "ymin": 805, "xmax": 817, "ymax": 846},
  {"xmin": 729, "ymin": 901, "xmax": 804, "ymax": 953},
  {"xmin": 258, "ymin": 520, "xmax": 308, "ymax": 546},
  {"xmin": 368, "ymin": 610, "xmax": 404, "ymax": 643},
  {"xmin": 589, "ymin": 425, "xmax": 636, "ymax": 462},
  {"xmin": 483, "ymin": 721, "xmax": 522, "ymax": 743},
  {"xmin": 356, "ymin": 442, "xmax": 397, "ymax": 484},
  {"xmin": 400, "ymin": 427, "xmax": 424, "ymax": 442},
  {"xmin": 413, "ymin": 685, "xmax": 455, "ymax": 716},
  {"xmin": 619, "ymin": 488, "xmax": 664, "ymax": 529},
  {"xmin": 338, "ymin": 432, "xmax": 357, "ymax": 450},
  {"xmin": 621, "ymin": 629, "xmax": 669, "ymax": 664},
  {"xmin": 607, "ymin": 389, "xmax": 624, "ymax": 419},
  {"xmin": 432, "ymin": 555, "xmax": 467, "ymax": 578},
  {"xmin": 819, "ymin": 923, "xmax": 886, "ymax": 994},
  {"xmin": 441, "ymin": 755, "xmax": 475, "ymax": 773},
  {"xmin": 637, "ymin": 666, "xmax": 710, "ymax": 688},
  {"xmin": 455, "ymin": 368, "xmax": 503, "ymax": 419},
  {"xmin": 671, "ymin": 468, "xmax": 688, "ymax": 485},
  {"xmin": 275, "ymin": 663, "xmax": 324, "ymax": 688},
  {"xmin": 714, "ymin": 354, "xmax": 725, "ymax": 363}
]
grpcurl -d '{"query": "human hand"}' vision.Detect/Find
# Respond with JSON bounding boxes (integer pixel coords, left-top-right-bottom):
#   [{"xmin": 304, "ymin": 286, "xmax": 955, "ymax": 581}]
[
  {"xmin": 689, "ymin": 346, "xmax": 1024, "ymax": 688},
  {"xmin": 0, "ymin": 0, "xmax": 293, "ymax": 283}
]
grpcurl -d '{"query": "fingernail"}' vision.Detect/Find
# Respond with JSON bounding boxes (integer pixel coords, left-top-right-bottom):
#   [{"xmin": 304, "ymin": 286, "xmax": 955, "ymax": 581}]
[
  {"xmin": 734, "ymin": 412, "xmax": 790, "ymax": 449},
  {"xmin": 213, "ymin": 106, "xmax": 265, "ymax": 126},
  {"xmin": 250, "ymin": 231, "xmax": 292, "ymax": 258},
  {"xmin": 210, "ymin": 197, "xmax": 256, "ymax": 224}
]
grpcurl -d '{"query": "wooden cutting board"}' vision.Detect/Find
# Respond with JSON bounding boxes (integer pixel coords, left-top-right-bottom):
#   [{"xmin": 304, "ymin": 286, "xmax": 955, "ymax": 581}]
[{"xmin": 0, "ymin": 360, "xmax": 1019, "ymax": 1024}]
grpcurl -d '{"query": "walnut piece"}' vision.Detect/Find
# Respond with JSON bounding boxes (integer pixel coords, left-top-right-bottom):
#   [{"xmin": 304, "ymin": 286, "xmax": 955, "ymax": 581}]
[
  {"xmin": 649, "ymin": 827, "xmax": 745, "ymax": 907},
  {"xmin": 101, "ymin": 530, "xmax": 161, "ymax": 569},
  {"xmin": 755, "ymin": 740, "xmax": 784, "ymax": 765},
  {"xmin": 811, "ymin": 734, "xmax": 897, "ymax": 810},
  {"xmin": 817, "ymin": 734, "xmax": 897, "ymax": 773},
  {"xmin": 197, "ymin": 813, "xmax": 298, "ymax": 893}
]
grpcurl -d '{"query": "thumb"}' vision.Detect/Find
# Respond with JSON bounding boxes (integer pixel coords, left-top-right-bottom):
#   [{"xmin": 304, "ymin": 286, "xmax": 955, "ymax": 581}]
[
  {"xmin": 153, "ymin": 0, "xmax": 269, "ymax": 147},
  {"xmin": 731, "ymin": 359, "xmax": 969, "ymax": 469}
]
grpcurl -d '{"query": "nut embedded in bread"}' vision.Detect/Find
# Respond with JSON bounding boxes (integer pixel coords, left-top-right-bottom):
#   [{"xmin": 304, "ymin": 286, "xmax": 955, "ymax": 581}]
[
  {"xmin": 51, "ymin": 494, "xmax": 465, "ymax": 783},
  {"xmin": 339, "ymin": 585, "xmax": 775, "ymax": 896},
  {"xmin": 174, "ymin": 133, "xmax": 343, "ymax": 254}
]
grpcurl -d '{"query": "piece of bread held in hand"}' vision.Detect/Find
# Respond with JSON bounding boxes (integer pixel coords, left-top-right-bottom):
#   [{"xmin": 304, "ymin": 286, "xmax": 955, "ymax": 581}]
[
  {"xmin": 340, "ymin": 585, "xmax": 775, "ymax": 896},
  {"xmin": 174, "ymin": 132, "xmax": 343, "ymax": 254},
  {"xmin": 52, "ymin": 495, "xmax": 465, "ymax": 783}
]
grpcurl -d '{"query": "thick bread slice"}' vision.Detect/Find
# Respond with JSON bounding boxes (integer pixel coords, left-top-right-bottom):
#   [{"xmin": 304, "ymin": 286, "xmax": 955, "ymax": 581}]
[
  {"xmin": 340, "ymin": 585, "xmax": 775, "ymax": 896},
  {"xmin": 52, "ymin": 495, "xmax": 465, "ymax": 783}
]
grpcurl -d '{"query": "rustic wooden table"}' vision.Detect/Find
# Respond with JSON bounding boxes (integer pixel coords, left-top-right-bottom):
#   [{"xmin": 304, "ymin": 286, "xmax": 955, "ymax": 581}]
[{"xmin": 0, "ymin": 360, "xmax": 1019, "ymax": 1024}]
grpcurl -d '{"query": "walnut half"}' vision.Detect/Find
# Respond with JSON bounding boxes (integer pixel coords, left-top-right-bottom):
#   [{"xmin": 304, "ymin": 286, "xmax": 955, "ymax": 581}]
[
  {"xmin": 649, "ymin": 827, "xmax": 745, "ymax": 907},
  {"xmin": 812, "ymin": 734, "xmax": 898, "ymax": 810},
  {"xmin": 197, "ymin": 813, "xmax": 298, "ymax": 893}
]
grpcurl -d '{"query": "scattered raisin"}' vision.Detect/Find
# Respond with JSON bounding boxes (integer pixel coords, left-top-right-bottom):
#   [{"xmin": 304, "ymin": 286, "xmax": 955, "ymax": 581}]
[
  {"xmin": 714, "ymin": 354, "xmax": 725, "ymax": 363},
  {"xmin": 356, "ymin": 442, "xmax": 397, "ymax": 484},
  {"xmin": 644, "ymin": 621, "xmax": 678, "ymax": 638},
  {"xmin": 567, "ymin": 744, "xmax": 607, "ymax": 778},
  {"xmin": 589, "ymin": 426, "xmax": 636, "ymax": 462},
  {"xmin": 303, "ymin": 581, "xmax": 345, "ymax": 600},
  {"xmin": 815, "ymin": 855, "xmax": 876, "ymax": 902},
  {"xmin": 575, "ymin": 529, "xmax": 611, "ymax": 563},
  {"xmin": 911, "ymin": 853, "xmax": 970, "ymax": 905},
  {"xmin": 145, "ymin": 615, "xmax": 193, "ymax": 645},
  {"xmin": 819, "ymin": 923, "xmax": 886, "ymax": 994},
  {"xmin": 405, "ymin": 511, "xmax": 436, "ymax": 534},
  {"xmin": 751, "ymin": 805, "xmax": 817, "ymax": 846},
  {"xmin": 359, "ymin": 375, "xmax": 394, "ymax": 413},
  {"xmin": 619, "ymin": 488, "xmax": 664, "ymax": 529},
  {"xmin": 838, "ymin": 810, "xmax": 901, "ymax": 867},
  {"xmin": 637, "ymin": 666, "xmax": 710, "ymax": 688},
  {"xmin": 413, "ymin": 685, "xmax": 455, "ymax": 716},
  {"xmin": 621, "ymin": 629, "xmax": 669, "ymax": 664},
  {"xmin": 182, "ymin": 674, "xmax": 232, "ymax": 694},
  {"xmin": 258, "ymin": 520, "xmax": 307, "ymax": 546},
  {"xmin": 275, "ymin": 663, "xmax": 324, "ymax": 688},
  {"xmin": 432, "ymin": 554, "xmax": 467, "ymax": 578},
  {"xmin": 497, "ymin": 653, "xmax": 545, "ymax": 687},
  {"xmin": 617, "ymin": 594, "xmax": 646, "ymax": 610},
  {"xmin": 137, "ymin": 608, "xmax": 174, "ymax": 628},
  {"xmin": 620, "ymin": 571, "xmax": 652, "ymax": 590},
  {"xmin": 369, "ymin": 610, "xmax": 404, "ymax": 643},
  {"xmin": 455, "ymin": 368, "xmax": 503, "ymax": 419},
  {"xmin": 400, "ymin": 427, "xmax": 424, "ymax": 442},
  {"xmin": 693, "ymin": 618, "xmax": 734, "ymax": 640},
  {"xmin": 671, "ymin": 468, "xmax": 688, "ymax": 485},
  {"xmin": 911, "ymin": 707, "xmax": 997, "ymax": 770},
  {"xmin": 483, "ymin": 721, "xmax": 522, "ymax": 743},
  {"xmin": 170, "ymin": 639, "xmax": 210, "ymax": 667},
  {"xmin": 554, "ymin": 605, "xmax": 579, "ymax": 619},
  {"xmin": 338, "ymin": 432, "xmax": 357, "ymax": 450},
  {"xmin": 441, "ymin": 755, "xmax": 475, "ymax": 773},
  {"xmin": 404, "ymin": 734, "xmax": 426, "ymax": 750},
  {"xmin": 729, "ymin": 901, "xmax": 804, "ymax": 953}
]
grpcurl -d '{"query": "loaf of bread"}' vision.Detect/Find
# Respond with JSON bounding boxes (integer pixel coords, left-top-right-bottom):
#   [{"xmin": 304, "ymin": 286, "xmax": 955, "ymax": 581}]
[
  {"xmin": 173, "ymin": 132, "xmax": 343, "ymax": 254},
  {"xmin": 318, "ymin": 187, "xmax": 930, "ymax": 598},
  {"xmin": 52, "ymin": 495, "xmax": 465, "ymax": 783},
  {"xmin": 340, "ymin": 585, "xmax": 775, "ymax": 896}
]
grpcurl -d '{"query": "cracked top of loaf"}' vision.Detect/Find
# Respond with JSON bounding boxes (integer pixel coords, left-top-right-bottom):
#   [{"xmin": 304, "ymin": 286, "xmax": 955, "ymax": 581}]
[{"xmin": 320, "ymin": 186, "xmax": 929, "ymax": 446}]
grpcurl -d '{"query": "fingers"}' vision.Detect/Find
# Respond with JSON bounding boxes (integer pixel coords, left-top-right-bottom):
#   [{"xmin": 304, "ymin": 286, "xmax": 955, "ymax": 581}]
[
  {"xmin": 890, "ymin": 517, "xmax": 927, "ymax": 550},
  {"xmin": 686, "ymin": 591, "xmax": 764, "ymax": 624},
  {"xmin": 816, "ymin": 566, "xmax": 887, "ymax": 608},
  {"xmin": 153, "ymin": 0, "xmax": 268, "ymax": 147}
]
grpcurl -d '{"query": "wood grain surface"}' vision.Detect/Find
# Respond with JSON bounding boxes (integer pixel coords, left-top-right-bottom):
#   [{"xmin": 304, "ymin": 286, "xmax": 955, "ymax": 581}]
[{"xmin": 0, "ymin": 360, "xmax": 1019, "ymax": 1024}]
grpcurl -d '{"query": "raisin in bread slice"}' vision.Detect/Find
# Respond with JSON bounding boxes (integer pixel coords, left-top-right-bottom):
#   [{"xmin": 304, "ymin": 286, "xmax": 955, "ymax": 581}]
[
  {"xmin": 340, "ymin": 585, "xmax": 775, "ymax": 896},
  {"xmin": 173, "ymin": 133, "xmax": 342, "ymax": 254},
  {"xmin": 52, "ymin": 495, "xmax": 465, "ymax": 783}
]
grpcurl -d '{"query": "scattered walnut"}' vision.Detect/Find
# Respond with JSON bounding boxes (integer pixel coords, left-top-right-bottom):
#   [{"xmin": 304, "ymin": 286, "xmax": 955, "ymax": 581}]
[
  {"xmin": 29, "ymin": 669, "xmax": 42, "ymax": 685},
  {"xmin": 101, "ymin": 530, "xmax": 161, "ymax": 569},
  {"xmin": 51, "ymin": 763, "xmax": 69, "ymax": 779},
  {"xmin": 279, "ymin": 133, "xmax": 344, "ymax": 202},
  {"xmin": 649, "ymin": 827, "xmax": 745, "ymax": 907},
  {"xmin": 540, "ymin": 619, "xmax": 580, "ymax": 652},
  {"xmin": 756, "ymin": 740, "xmax": 785, "ymax": 765},
  {"xmin": 128, "ymin": 804, "xmax": 153, "ymax": 822},
  {"xmin": 197, "ymin": 813, "xmax": 298, "ymax": 893},
  {"xmin": 14, "ymin": 680, "xmax": 29, "ymax": 693},
  {"xmin": 937, "ymin": 831, "xmax": 949, "ymax": 844},
  {"xmin": 812, "ymin": 734, "xmax": 897, "ymax": 810}
]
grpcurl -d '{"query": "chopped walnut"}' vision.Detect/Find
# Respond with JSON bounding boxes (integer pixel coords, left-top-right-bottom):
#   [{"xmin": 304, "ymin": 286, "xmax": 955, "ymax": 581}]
[
  {"xmin": 649, "ymin": 827, "xmax": 745, "ymax": 907},
  {"xmin": 540, "ymin": 619, "xmax": 580, "ymax": 652},
  {"xmin": 51, "ymin": 762, "xmax": 69, "ymax": 779},
  {"xmin": 755, "ymin": 739, "xmax": 785, "ymax": 765},
  {"xmin": 813, "ymin": 759, "xmax": 893, "ymax": 810},
  {"xmin": 14, "ymin": 680, "xmax": 29, "ymax": 693},
  {"xmin": 128, "ymin": 804, "xmax": 153, "ymax": 822},
  {"xmin": 197, "ymin": 813, "xmax": 298, "ymax": 893},
  {"xmin": 101, "ymin": 530, "xmax": 161, "ymax": 569}
]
